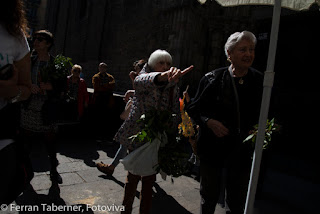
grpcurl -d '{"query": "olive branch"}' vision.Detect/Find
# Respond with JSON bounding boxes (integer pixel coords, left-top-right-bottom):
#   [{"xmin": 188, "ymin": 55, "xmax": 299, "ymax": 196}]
[{"xmin": 243, "ymin": 118, "xmax": 280, "ymax": 149}]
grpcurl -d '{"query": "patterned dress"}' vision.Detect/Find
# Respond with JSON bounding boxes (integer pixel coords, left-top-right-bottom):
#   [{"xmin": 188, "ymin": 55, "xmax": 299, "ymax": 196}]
[
  {"xmin": 114, "ymin": 67, "xmax": 180, "ymax": 151},
  {"xmin": 20, "ymin": 60, "xmax": 57, "ymax": 133}
]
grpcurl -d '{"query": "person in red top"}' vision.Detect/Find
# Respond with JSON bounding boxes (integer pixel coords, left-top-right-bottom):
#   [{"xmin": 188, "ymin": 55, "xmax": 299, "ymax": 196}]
[{"xmin": 66, "ymin": 64, "xmax": 89, "ymax": 121}]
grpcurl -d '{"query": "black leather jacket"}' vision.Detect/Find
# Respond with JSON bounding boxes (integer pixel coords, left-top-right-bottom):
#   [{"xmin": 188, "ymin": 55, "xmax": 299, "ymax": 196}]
[{"xmin": 187, "ymin": 67, "xmax": 263, "ymax": 161}]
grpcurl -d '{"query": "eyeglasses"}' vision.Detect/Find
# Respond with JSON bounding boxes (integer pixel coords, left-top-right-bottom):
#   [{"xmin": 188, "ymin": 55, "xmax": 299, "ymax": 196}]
[{"xmin": 33, "ymin": 37, "xmax": 46, "ymax": 42}]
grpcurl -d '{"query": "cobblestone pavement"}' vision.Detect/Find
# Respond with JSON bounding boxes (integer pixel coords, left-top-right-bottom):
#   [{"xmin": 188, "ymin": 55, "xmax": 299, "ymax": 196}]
[
  {"xmin": 2, "ymin": 137, "xmax": 205, "ymax": 214},
  {"xmin": 1, "ymin": 133, "xmax": 303, "ymax": 214}
]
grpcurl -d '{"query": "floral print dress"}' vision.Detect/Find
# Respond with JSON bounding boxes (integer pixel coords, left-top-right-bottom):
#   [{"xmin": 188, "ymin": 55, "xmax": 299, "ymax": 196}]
[{"xmin": 114, "ymin": 68, "xmax": 180, "ymax": 151}]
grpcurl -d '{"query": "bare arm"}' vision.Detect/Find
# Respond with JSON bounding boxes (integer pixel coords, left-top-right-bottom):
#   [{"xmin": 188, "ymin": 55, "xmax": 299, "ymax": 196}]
[
  {"xmin": 15, "ymin": 52, "xmax": 32, "ymax": 100},
  {"xmin": 0, "ymin": 52, "xmax": 31, "ymax": 101}
]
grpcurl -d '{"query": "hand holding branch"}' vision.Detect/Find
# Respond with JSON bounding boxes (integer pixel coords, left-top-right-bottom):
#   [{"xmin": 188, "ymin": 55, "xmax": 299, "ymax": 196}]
[{"xmin": 207, "ymin": 119, "xmax": 229, "ymax": 138}]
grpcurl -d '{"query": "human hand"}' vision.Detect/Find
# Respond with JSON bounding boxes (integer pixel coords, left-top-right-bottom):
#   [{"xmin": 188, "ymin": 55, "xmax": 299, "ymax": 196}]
[
  {"xmin": 124, "ymin": 90, "xmax": 134, "ymax": 102},
  {"xmin": 158, "ymin": 65, "xmax": 194, "ymax": 83},
  {"xmin": 0, "ymin": 64, "xmax": 18, "ymax": 87},
  {"xmin": 183, "ymin": 85, "xmax": 190, "ymax": 102},
  {"xmin": 207, "ymin": 119, "xmax": 229, "ymax": 138},
  {"xmin": 183, "ymin": 91, "xmax": 190, "ymax": 103},
  {"xmin": 129, "ymin": 71, "xmax": 138, "ymax": 82}
]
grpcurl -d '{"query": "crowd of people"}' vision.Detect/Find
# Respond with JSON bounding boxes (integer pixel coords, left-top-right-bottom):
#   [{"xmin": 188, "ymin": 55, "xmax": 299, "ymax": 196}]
[
  {"xmin": 0, "ymin": 0, "xmax": 116, "ymax": 202},
  {"xmin": 1, "ymin": 1, "xmax": 265, "ymax": 214}
]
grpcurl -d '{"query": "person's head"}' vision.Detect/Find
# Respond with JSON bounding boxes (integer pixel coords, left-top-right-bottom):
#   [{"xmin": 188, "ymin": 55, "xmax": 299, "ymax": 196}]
[
  {"xmin": 71, "ymin": 64, "xmax": 82, "ymax": 78},
  {"xmin": 133, "ymin": 59, "xmax": 146, "ymax": 74},
  {"xmin": 32, "ymin": 30, "xmax": 54, "ymax": 52},
  {"xmin": 98, "ymin": 62, "xmax": 108, "ymax": 73},
  {"xmin": 0, "ymin": 0, "xmax": 28, "ymax": 38},
  {"xmin": 224, "ymin": 31, "xmax": 256, "ymax": 70},
  {"xmin": 130, "ymin": 59, "xmax": 146, "ymax": 83},
  {"xmin": 148, "ymin": 49, "xmax": 172, "ymax": 72}
]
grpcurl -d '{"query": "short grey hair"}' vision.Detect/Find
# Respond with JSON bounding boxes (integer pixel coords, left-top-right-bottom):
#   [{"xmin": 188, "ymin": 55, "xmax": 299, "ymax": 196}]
[
  {"xmin": 224, "ymin": 31, "xmax": 257, "ymax": 57},
  {"xmin": 148, "ymin": 49, "xmax": 172, "ymax": 70}
]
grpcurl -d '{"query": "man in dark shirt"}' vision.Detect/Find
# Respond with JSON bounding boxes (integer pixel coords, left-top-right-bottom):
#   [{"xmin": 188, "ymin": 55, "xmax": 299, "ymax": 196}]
[{"xmin": 92, "ymin": 62, "xmax": 116, "ymax": 141}]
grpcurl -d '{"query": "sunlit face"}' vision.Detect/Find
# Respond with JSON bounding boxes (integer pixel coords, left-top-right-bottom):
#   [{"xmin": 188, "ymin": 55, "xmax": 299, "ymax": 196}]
[
  {"xmin": 153, "ymin": 60, "xmax": 171, "ymax": 72},
  {"xmin": 228, "ymin": 39, "xmax": 255, "ymax": 70}
]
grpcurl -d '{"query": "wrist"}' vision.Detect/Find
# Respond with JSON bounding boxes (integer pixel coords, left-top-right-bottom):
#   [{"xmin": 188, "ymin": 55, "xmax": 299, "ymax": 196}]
[
  {"xmin": 155, "ymin": 73, "xmax": 166, "ymax": 85},
  {"xmin": 157, "ymin": 73, "xmax": 167, "ymax": 82}
]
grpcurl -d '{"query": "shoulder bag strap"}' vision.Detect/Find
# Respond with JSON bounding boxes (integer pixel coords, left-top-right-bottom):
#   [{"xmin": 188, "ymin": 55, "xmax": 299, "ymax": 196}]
[{"xmin": 228, "ymin": 66, "xmax": 241, "ymax": 135}]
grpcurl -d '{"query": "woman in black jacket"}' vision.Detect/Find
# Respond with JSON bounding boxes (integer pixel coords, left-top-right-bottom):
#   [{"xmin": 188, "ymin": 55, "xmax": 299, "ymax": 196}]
[{"xmin": 187, "ymin": 31, "xmax": 263, "ymax": 214}]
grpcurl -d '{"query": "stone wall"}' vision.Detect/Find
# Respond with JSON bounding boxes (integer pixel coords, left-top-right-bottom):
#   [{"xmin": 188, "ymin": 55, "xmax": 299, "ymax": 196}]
[{"xmin": 44, "ymin": 0, "xmax": 255, "ymax": 95}]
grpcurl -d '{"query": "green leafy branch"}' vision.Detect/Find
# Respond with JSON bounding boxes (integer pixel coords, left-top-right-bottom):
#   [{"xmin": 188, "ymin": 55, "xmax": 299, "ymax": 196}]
[
  {"xmin": 128, "ymin": 108, "xmax": 189, "ymax": 178},
  {"xmin": 128, "ymin": 108, "xmax": 175, "ymax": 144},
  {"xmin": 40, "ymin": 54, "xmax": 73, "ymax": 82},
  {"xmin": 52, "ymin": 54, "xmax": 73, "ymax": 79},
  {"xmin": 157, "ymin": 136, "xmax": 190, "ymax": 178},
  {"xmin": 243, "ymin": 118, "xmax": 280, "ymax": 149}
]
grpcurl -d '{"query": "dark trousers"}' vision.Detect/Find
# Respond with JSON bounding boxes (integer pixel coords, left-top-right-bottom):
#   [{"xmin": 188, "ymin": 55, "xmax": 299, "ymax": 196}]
[
  {"xmin": 122, "ymin": 172, "xmax": 156, "ymax": 214},
  {"xmin": 92, "ymin": 93, "xmax": 116, "ymax": 139},
  {"xmin": 0, "ymin": 141, "xmax": 34, "ymax": 204},
  {"xmin": 19, "ymin": 129, "xmax": 59, "ymax": 172},
  {"xmin": 0, "ymin": 142, "xmax": 18, "ymax": 204},
  {"xmin": 200, "ymin": 157, "xmax": 251, "ymax": 214}
]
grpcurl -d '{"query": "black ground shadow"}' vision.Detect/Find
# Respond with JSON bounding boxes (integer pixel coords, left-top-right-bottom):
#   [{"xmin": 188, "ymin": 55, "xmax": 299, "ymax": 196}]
[
  {"xmin": 99, "ymin": 174, "xmax": 141, "ymax": 199},
  {"xmin": 96, "ymin": 140, "xmax": 120, "ymax": 160},
  {"xmin": 55, "ymin": 138, "xmax": 99, "ymax": 168},
  {"xmin": 99, "ymin": 174, "xmax": 125, "ymax": 187},
  {"xmin": 99, "ymin": 174, "xmax": 192, "ymax": 213},
  {"xmin": 56, "ymin": 123, "xmax": 120, "ymax": 167},
  {"xmin": 151, "ymin": 183, "xmax": 192, "ymax": 214},
  {"xmin": 15, "ymin": 182, "xmax": 94, "ymax": 213}
]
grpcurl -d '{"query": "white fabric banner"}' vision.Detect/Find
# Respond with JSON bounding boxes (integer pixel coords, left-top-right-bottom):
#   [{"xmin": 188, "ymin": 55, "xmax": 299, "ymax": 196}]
[{"xmin": 199, "ymin": 0, "xmax": 320, "ymax": 11}]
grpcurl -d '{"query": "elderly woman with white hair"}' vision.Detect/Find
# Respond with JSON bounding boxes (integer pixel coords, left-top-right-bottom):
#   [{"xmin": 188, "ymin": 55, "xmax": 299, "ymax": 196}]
[
  {"xmin": 187, "ymin": 31, "xmax": 263, "ymax": 214},
  {"xmin": 112, "ymin": 49, "xmax": 193, "ymax": 214}
]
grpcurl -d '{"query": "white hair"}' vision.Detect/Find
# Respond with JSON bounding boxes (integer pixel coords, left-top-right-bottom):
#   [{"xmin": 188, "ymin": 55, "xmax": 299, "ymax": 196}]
[
  {"xmin": 148, "ymin": 49, "xmax": 172, "ymax": 70},
  {"xmin": 224, "ymin": 31, "xmax": 257, "ymax": 57}
]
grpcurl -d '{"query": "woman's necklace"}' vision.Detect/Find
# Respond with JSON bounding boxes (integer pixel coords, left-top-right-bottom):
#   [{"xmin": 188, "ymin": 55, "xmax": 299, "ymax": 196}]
[
  {"xmin": 229, "ymin": 66, "xmax": 247, "ymax": 85},
  {"xmin": 239, "ymin": 77, "xmax": 244, "ymax": 85}
]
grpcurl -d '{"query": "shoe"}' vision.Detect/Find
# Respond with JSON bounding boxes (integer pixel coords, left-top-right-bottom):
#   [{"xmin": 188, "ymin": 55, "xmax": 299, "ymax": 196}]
[
  {"xmin": 96, "ymin": 162, "xmax": 114, "ymax": 176},
  {"xmin": 50, "ymin": 171, "xmax": 63, "ymax": 184}
]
